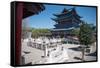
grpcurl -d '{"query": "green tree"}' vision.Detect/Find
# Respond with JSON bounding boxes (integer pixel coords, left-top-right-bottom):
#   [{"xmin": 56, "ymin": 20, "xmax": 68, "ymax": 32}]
[
  {"xmin": 79, "ymin": 22, "xmax": 93, "ymax": 61},
  {"xmin": 71, "ymin": 28, "xmax": 80, "ymax": 37},
  {"xmin": 31, "ymin": 28, "xmax": 51, "ymax": 38}
]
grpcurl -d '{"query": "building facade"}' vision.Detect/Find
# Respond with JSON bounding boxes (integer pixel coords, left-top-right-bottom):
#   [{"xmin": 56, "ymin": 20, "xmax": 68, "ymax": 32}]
[{"xmin": 51, "ymin": 8, "xmax": 82, "ymax": 38}]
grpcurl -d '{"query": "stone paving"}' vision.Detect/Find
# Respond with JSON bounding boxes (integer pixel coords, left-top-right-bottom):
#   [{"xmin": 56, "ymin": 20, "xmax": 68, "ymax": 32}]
[
  {"xmin": 21, "ymin": 39, "xmax": 97, "ymax": 64},
  {"xmin": 62, "ymin": 44, "xmax": 97, "ymax": 62}
]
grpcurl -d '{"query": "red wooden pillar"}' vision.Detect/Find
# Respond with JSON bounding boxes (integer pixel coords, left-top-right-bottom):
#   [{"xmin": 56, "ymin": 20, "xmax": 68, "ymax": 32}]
[{"xmin": 15, "ymin": 3, "xmax": 23, "ymax": 65}]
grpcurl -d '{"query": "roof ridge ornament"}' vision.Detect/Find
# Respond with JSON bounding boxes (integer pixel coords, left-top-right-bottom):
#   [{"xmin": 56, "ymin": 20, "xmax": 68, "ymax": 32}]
[{"xmin": 61, "ymin": 8, "xmax": 69, "ymax": 13}]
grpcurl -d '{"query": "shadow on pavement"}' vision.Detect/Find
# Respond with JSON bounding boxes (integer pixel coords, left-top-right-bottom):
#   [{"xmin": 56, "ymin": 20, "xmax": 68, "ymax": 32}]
[
  {"xmin": 74, "ymin": 57, "xmax": 82, "ymax": 60},
  {"xmin": 86, "ymin": 52, "xmax": 97, "ymax": 56},
  {"xmin": 69, "ymin": 47, "xmax": 81, "ymax": 51}
]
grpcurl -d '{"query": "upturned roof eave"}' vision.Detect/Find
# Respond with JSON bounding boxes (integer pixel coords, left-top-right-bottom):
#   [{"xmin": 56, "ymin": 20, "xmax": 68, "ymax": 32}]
[{"xmin": 23, "ymin": 3, "xmax": 45, "ymax": 18}]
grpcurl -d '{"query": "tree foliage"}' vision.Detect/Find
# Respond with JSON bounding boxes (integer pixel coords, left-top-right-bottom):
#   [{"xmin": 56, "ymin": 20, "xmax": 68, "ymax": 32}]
[
  {"xmin": 71, "ymin": 28, "xmax": 80, "ymax": 37},
  {"xmin": 31, "ymin": 28, "xmax": 51, "ymax": 38},
  {"xmin": 79, "ymin": 23, "xmax": 94, "ymax": 46}
]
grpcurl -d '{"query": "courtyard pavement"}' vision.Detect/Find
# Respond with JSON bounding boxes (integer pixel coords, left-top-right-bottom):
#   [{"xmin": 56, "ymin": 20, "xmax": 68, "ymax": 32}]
[
  {"xmin": 62, "ymin": 44, "xmax": 97, "ymax": 62},
  {"xmin": 22, "ymin": 39, "xmax": 97, "ymax": 64}
]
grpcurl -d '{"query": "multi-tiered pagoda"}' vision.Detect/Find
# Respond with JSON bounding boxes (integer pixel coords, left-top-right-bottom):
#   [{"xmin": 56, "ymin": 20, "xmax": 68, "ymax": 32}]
[{"xmin": 51, "ymin": 7, "xmax": 82, "ymax": 37}]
